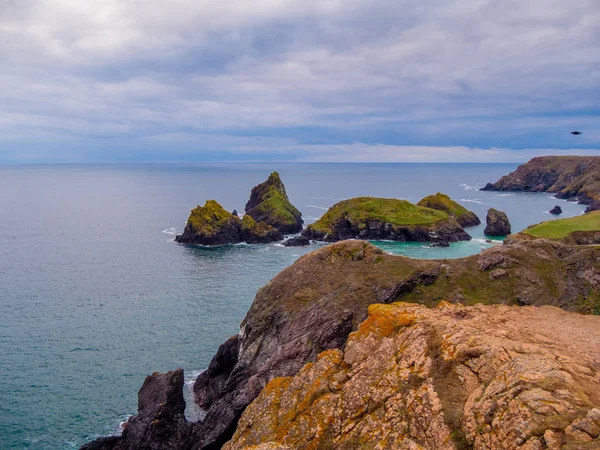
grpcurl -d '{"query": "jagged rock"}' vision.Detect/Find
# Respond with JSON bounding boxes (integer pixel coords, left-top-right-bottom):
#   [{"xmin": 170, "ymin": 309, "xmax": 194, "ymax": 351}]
[
  {"xmin": 175, "ymin": 200, "xmax": 242, "ymax": 245},
  {"xmin": 418, "ymin": 192, "xmax": 481, "ymax": 227},
  {"xmin": 484, "ymin": 208, "xmax": 511, "ymax": 236},
  {"xmin": 481, "ymin": 156, "xmax": 600, "ymax": 212},
  {"xmin": 232, "ymin": 209, "xmax": 238, "ymax": 217},
  {"xmin": 301, "ymin": 197, "xmax": 471, "ymax": 244},
  {"xmin": 245, "ymin": 172, "xmax": 303, "ymax": 233},
  {"xmin": 283, "ymin": 236, "xmax": 310, "ymax": 247},
  {"xmin": 428, "ymin": 241, "xmax": 450, "ymax": 247},
  {"xmin": 190, "ymin": 240, "xmax": 600, "ymax": 449},
  {"xmin": 82, "ymin": 370, "xmax": 189, "ymax": 450},
  {"xmin": 224, "ymin": 303, "xmax": 600, "ymax": 450},
  {"xmin": 240, "ymin": 216, "xmax": 283, "ymax": 244},
  {"xmin": 549, "ymin": 205, "xmax": 563, "ymax": 214}
]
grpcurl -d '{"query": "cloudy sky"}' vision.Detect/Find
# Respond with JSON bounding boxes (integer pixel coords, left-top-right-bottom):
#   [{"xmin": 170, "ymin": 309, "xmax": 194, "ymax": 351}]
[{"xmin": 1, "ymin": 0, "xmax": 599, "ymax": 163}]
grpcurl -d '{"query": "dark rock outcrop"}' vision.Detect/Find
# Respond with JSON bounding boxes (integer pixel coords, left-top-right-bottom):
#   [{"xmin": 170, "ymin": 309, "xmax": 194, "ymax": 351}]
[
  {"xmin": 175, "ymin": 200, "xmax": 242, "ymax": 245},
  {"xmin": 283, "ymin": 236, "xmax": 310, "ymax": 247},
  {"xmin": 82, "ymin": 370, "xmax": 189, "ymax": 450},
  {"xmin": 549, "ymin": 205, "xmax": 563, "ymax": 214},
  {"xmin": 481, "ymin": 156, "xmax": 600, "ymax": 211},
  {"xmin": 301, "ymin": 197, "xmax": 471, "ymax": 244},
  {"xmin": 245, "ymin": 172, "xmax": 303, "ymax": 233},
  {"xmin": 240, "ymin": 216, "xmax": 283, "ymax": 244},
  {"xmin": 484, "ymin": 208, "xmax": 511, "ymax": 236},
  {"xmin": 417, "ymin": 192, "xmax": 481, "ymax": 227},
  {"xmin": 231, "ymin": 210, "xmax": 238, "ymax": 217}
]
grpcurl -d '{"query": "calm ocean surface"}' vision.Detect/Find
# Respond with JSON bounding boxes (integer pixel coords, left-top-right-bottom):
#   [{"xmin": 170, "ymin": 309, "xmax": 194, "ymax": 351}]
[{"xmin": 0, "ymin": 163, "xmax": 587, "ymax": 449}]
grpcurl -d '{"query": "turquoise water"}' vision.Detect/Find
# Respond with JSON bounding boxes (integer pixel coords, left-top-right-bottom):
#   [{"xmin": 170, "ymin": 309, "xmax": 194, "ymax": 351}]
[{"xmin": 0, "ymin": 163, "xmax": 587, "ymax": 449}]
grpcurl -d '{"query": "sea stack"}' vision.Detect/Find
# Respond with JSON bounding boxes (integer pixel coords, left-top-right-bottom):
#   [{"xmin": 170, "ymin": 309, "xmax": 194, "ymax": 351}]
[
  {"xmin": 549, "ymin": 205, "xmax": 562, "ymax": 215},
  {"xmin": 417, "ymin": 192, "xmax": 481, "ymax": 227},
  {"xmin": 245, "ymin": 172, "xmax": 303, "ymax": 234},
  {"xmin": 484, "ymin": 208, "xmax": 511, "ymax": 236},
  {"xmin": 175, "ymin": 200, "xmax": 243, "ymax": 245}
]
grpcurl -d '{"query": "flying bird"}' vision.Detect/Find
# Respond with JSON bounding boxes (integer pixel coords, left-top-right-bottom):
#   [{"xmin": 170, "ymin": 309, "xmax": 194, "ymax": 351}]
[{"xmin": 571, "ymin": 131, "xmax": 582, "ymax": 135}]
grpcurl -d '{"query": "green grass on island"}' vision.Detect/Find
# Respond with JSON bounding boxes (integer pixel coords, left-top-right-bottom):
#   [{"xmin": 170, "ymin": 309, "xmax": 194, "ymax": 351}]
[
  {"xmin": 310, "ymin": 197, "xmax": 449, "ymax": 232},
  {"xmin": 523, "ymin": 211, "xmax": 600, "ymax": 240},
  {"xmin": 417, "ymin": 193, "xmax": 475, "ymax": 219}
]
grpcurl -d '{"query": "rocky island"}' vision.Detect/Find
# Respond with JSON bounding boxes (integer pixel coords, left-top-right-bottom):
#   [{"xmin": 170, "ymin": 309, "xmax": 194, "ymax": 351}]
[
  {"xmin": 484, "ymin": 208, "xmax": 511, "ymax": 236},
  {"xmin": 245, "ymin": 172, "xmax": 303, "ymax": 233},
  {"xmin": 175, "ymin": 200, "xmax": 283, "ymax": 245},
  {"xmin": 417, "ymin": 192, "xmax": 481, "ymax": 227},
  {"xmin": 482, "ymin": 155, "xmax": 600, "ymax": 212},
  {"xmin": 301, "ymin": 196, "xmax": 471, "ymax": 244},
  {"xmin": 83, "ymin": 236, "xmax": 600, "ymax": 450}
]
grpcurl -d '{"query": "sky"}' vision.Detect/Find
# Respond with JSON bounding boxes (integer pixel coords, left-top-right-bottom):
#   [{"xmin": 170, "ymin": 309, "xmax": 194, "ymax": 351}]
[{"xmin": 0, "ymin": 0, "xmax": 599, "ymax": 163}]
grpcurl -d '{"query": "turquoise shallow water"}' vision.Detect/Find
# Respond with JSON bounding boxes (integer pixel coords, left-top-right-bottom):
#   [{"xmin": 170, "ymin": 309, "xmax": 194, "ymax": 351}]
[{"xmin": 0, "ymin": 163, "xmax": 587, "ymax": 449}]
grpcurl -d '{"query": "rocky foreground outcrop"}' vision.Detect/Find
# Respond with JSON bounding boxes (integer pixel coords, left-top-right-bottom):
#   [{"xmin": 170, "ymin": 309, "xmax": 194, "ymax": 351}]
[
  {"xmin": 245, "ymin": 172, "xmax": 303, "ymax": 234},
  {"xmin": 482, "ymin": 156, "xmax": 600, "ymax": 212},
  {"xmin": 418, "ymin": 192, "xmax": 481, "ymax": 227},
  {"xmin": 83, "ymin": 240, "xmax": 600, "ymax": 450},
  {"xmin": 225, "ymin": 302, "xmax": 600, "ymax": 450},
  {"xmin": 175, "ymin": 200, "xmax": 283, "ymax": 245},
  {"xmin": 484, "ymin": 208, "xmax": 511, "ymax": 236},
  {"xmin": 302, "ymin": 197, "xmax": 471, "ymax": 244}
]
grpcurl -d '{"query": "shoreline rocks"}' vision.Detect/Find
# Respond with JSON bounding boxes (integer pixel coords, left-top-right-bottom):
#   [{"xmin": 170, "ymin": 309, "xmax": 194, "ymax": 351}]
[
  {"xmin": 484, "ymin": 208, "xmax": 511, "ymax": 236},
  {"xmin": 283, "ymin": 236, "xmax": 310, "ymax": 247},
  {"xmin": 245, "ymin": 172, "xmax": 303, "ymax": 233},
  {"xmin": 549, "ymin": 205, "xmax": 563, "ymax": 214}
]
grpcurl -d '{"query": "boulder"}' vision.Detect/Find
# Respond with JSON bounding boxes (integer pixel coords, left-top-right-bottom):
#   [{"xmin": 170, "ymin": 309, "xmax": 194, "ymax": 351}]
[
  {"xmin": 417, "ymin": 192, "xmax": 481, "ymax": 227},
  {"xmin": 549, "ymin": 205, "xmax": 563, "ymax": 214},
  {"xmin": 484, "ymin": 208, "xmax": 511, "ymax": 236},
  {"xmin": 245, "ymin": 172, "xmax": 303, "ymax": 233},
  {"xmin": 175, "ymin": 200, "xmax": 242, "ymax": 245},
  {"xmin": 283, "ymin": 236, "xmax": 310, "ymax": 247}
]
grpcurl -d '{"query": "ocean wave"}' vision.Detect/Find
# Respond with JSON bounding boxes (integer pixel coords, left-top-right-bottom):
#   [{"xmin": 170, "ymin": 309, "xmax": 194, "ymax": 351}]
[
  {"xmin": 460, "ymin": 199, "xmax": 483, "ymax": 204},
  {"xmin": 305, "ymin": 204, "xmax": 329, "ymax": 210},
  {"xmin": 162, "ymin": 227, "xmax": 180, "ymax": 235},
  {"xmin": 493, "ymin": 193, "xmax": 514, "ymax": 197},
  {"xmin": 459, "ymin": 183, "xmax": 481, "ymax": 191}
]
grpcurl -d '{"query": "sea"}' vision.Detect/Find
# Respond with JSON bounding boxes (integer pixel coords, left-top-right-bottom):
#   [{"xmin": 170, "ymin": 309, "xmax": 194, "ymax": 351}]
[{"xmin": 0, "ymin": 163, "xmax": 587, "ymax": 449}]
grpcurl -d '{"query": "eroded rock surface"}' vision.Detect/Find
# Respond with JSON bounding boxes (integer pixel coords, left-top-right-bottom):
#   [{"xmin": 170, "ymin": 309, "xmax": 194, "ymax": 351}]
[
  {"xmin": 225, "ymin": 303, "xmax": 600, "ymax": 450},
  {"xmin": 484, "ymin": 208, "xmax": 511, "ymax": 236}
]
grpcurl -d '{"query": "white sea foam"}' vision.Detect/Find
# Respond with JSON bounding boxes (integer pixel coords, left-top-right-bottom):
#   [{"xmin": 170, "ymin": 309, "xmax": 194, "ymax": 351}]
[
  {"xmin": 494, "ymin": 193, "xmax": 514, "ymax": 197},
  {"xmin": 162, "ymin": 227, "xmax": 179, "ymax": 235},
  {"xmin": 460, "ymin": 199, "xmax": 483, "ymax": 204},
  {"xmin": 305, "ymin": 204, "xmax": 329, "ymax": 210},
  {"xmin": 459, "ymin": 183, "xmax": 480, "ymax": 191}
]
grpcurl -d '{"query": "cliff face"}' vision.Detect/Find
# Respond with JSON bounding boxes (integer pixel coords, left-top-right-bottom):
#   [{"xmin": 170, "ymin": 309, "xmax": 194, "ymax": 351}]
[
  {"xmin": 191, "ymin": 240, "xmax": 600, "ymax": 448},
  {"xmin": 245, "ymin": 172, "xmax": 303, "ymax": 234},
  {"xmin": 302, "ymin": 197, "xmax": 471, "ymax": 244},
  {"xmin": 418, "ymin": 193, "xmax": 481, "ymax": 227},
  {"xmin": 225, "ymin": 302, "xmax": 600, "ymax": 450},
  {"xmin": 82, "ymin": 240, "xmax": 600, "ymax": 450},
  {"xmin": 481, "ymin": 156, "xmax": 600, "ymax": 212}
]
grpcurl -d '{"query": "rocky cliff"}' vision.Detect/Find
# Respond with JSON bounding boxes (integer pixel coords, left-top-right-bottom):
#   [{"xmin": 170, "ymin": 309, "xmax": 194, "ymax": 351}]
[
  {"xmin": 245, "ymin": 172, "xmax": 303, "ymax": 234},
  {"xmin": 82, "ymin": 239, "xmax": 600, "ymax": 450},
  {"xmin": 302, "ymin": 197, "xmax": 471, "ymax": 244},
  {"xmin": 225, "ymin": 302, "xmax": 600, "ymax": 450},
  {"xmin": 481, "ymin": 156, "xmax": 600, "ymax": 212},
  {"xmin": 418, "ymin": 193, "xmax": 481, "ymax": 227}
]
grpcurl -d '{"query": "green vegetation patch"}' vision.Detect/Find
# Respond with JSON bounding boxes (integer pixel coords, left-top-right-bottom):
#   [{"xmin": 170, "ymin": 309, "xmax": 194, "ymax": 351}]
[
  {"xmin": 187, "ymin": 200, "xmax": 235, "ymax": 234},
  {"xmin": 310, "ymin": 197, "xmax": 448, "ymax": 233},
  {"xmin": 524, "ymin": 211, "xmax": 600, "ymax": 240},
  {"xmin": 417, "ymin": 193, "xmax": 472, "ymax": 219}
]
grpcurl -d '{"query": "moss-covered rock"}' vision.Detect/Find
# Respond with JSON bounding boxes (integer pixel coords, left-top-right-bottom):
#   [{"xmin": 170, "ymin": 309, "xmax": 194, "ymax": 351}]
[
  {"xmin": 302, "ymin": 196, "xmax": 471, "ymax": 243},
  {"xmin": 507, "ymin": 210, "xmax": 600, "ymax": 245},
  {"xmin": 240, "ymin": 215, "xmax": 283, "ymax": 244},
  {"xmin": 175, "ymin": 200, "xmax": 242, "ymax": 245},
  {"xmin": 245, "ymin": 172, "xmax": 303, "ymax": 234},
  {"xmin": 417, "ymin": 192, "xmax": 481, "ymax": 227}
]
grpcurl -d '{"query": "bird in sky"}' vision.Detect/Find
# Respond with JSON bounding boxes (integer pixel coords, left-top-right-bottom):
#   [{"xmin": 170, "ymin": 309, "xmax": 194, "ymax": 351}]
[{"xmin": 571, "ymin": 131, "xmax": 582, "ymax": 135}]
